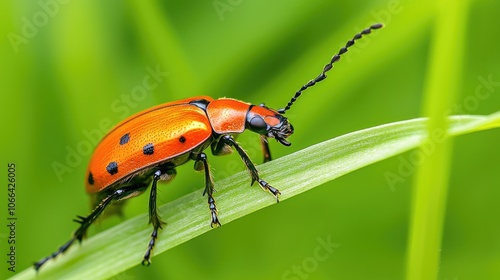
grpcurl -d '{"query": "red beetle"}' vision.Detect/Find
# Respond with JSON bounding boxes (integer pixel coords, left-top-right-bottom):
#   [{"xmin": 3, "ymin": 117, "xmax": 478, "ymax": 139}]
[{"xmin": 34, "ymin": 23, "xmax": 382, "ymax": 270}]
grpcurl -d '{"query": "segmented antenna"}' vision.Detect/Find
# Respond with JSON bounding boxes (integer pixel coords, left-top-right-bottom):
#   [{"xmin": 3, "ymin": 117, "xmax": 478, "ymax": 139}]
[{"xmin": 278, "ymin": 23, "xmax": 383, "ymax": 114}]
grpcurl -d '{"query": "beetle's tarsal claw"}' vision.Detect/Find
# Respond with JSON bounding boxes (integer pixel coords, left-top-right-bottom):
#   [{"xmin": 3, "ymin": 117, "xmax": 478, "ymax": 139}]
[{"xmin": 257, "ymin": 179, "xmax": 281, "ymax": 202}]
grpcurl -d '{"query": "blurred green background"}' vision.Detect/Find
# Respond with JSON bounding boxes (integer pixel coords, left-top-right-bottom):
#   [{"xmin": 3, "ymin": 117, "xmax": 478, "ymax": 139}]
[{"xmin": 1, "ymin": 0, "xmax": 499, "ymax": 279}]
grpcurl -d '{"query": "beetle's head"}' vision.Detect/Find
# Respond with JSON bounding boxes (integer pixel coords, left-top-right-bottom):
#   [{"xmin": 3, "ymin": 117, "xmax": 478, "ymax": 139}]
[{"xmin": 246, "ymin": 104, "xmax": 294, "ymax": 146}]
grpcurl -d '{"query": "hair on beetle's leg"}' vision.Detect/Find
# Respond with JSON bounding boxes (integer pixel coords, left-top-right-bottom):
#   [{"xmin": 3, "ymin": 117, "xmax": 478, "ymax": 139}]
[
  {"xmin": 260, "ymin": 135, "xmax": 272, "ymax": 163},
  {"xmin": 194, "ymin": 152, "xmax": 221, "ymax": 227},
  {"xmin": 221, "ymin": 135, "xmax": 281, "ymax": 202},
  {"xmin": 34, "ymin": 185, "xmax": 146, "ymax": 271},
  {"xmin": 142, "ymin": 168, "xmax": 175, "ymax": 266}
]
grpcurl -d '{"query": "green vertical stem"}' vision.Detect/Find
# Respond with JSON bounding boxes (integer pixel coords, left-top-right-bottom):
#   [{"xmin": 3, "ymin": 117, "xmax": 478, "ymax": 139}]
[
  {"xmin": 406, "ymin": 1, "xmax": 470, "ymax": 280},
  {"xmin": 128, "ymin": 0, "xmax": 199, "ymax": 96}
]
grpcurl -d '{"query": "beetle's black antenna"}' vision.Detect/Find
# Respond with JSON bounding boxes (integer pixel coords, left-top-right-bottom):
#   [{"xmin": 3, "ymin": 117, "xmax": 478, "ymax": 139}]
[{"xmin": 278, "ymin": 23, "xmax": 383, "ymax": 114}]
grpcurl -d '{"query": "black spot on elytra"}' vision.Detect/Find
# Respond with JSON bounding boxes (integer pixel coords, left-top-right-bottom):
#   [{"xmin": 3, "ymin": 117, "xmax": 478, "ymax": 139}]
[
  {"xmin": 120, "ymin": 133, "xmax": 130, "ymax": 145},
  {"xmin": 106, "ymin": 162, "xmax": 118, "ymax": 175},
  {"xmin": 143, "ymin": 143, "xmax": 154, "ymax": 155},
  {"xmin": 179, "ymin": 136, "xmax": 186, "ymax": 143},
  {"xmin": 88, "ymin": 172, "xmax": 94, "ymax": 185}
]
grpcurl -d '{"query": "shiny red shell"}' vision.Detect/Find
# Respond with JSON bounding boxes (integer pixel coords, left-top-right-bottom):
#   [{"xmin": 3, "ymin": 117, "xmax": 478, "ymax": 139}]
[
  {"xmin": 85, "ymin": 96, "xmax": 220, "ymax": 193},
  {"xmin": 84, "ymin": 95, "xmax": 262, "ymax": 194}
]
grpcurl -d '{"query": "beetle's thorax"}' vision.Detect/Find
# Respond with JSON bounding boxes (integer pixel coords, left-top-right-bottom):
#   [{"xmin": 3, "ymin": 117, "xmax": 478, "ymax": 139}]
[
  {"xmin": 206, "ymin": 98, "xmax": 249, "ymax": 134},
  {"xmin": 204, "ymin": 98, "xmax": 293, "ymax": 145}
]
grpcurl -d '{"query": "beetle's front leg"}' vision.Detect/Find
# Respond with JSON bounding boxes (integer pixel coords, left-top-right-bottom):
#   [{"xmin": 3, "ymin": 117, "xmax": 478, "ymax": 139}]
[
  {"xmin": 220, "ymin": 135, "xmax": 281, "ymax": 202},
  {"xmin": 260, "ymin": 135, "xmax": 272, "ymax": 163},
  {"xmin": 212, "ymin": 135, "xmax": 272, "ymax": 163},
  {"xmin": 193, "ymin": 152, "xmax": 221, "ymax": 227}
]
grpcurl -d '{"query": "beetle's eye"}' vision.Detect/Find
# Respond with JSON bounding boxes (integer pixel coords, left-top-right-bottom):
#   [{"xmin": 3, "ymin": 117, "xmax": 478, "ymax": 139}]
[{"xmin": 249, "ymin": 116, "xmax": 268, "ymax": 134}]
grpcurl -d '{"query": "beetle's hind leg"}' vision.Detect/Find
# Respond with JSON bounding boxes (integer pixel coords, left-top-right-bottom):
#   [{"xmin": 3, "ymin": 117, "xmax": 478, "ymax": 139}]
[
  {"xmin": 142, "ymin": 168, "xmax": 176, "ymax": 266},
  {"xmin": 34, "ymin": 183, "xmax": 149, "ymax": 271}
]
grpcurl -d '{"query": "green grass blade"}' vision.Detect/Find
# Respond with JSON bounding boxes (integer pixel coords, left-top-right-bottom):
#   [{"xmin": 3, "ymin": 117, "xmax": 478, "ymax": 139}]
[
  {"xmin": 11, "ymin": 113, "xmax": 500, "ymax": 280},
  {"xmin": 127, "ymin": 0, "xmax": 199, "ymax": 95},
  {"xmin": 406, "ymin": 1, "xmax": 471, "ymax": 279}
]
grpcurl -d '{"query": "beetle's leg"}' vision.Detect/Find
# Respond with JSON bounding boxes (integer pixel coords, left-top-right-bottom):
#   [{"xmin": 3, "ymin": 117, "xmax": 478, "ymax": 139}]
[
  {"xmin": 34, "ymin": 184, "xmax": 148, "ymax": 271},
  {"xmin": 260, "ymin": 135, "xmax": 272, "ymax": 162},
  {"xmin": 221, "ymin": 135, "xmax": 281, "ymax": 202},
  {"xmin": 142, "ymin": 168, "xmax": 175, "ymax": 266},
  {"xmin": 193, "ymin": 152, "xmax": 221, "ymax": 227},
  {"xmin": 211, "ymin": 137, "xmax": 233, "ymax": 156},
  {"xmin": 257, "ymin": 103, "xmax": 272, "ymax": 162}
]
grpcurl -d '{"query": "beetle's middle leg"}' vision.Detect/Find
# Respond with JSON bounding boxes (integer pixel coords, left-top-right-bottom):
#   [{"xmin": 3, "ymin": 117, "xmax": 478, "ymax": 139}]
[
  {"xmin": 142, "ymin": 167, "xmax": 176, "ymax": 266},
  {"xmin": 193, "ymin": 152, "xmax": 221, "ymax": 227}
]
